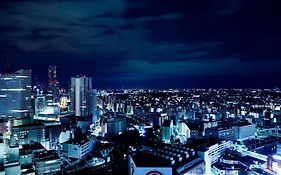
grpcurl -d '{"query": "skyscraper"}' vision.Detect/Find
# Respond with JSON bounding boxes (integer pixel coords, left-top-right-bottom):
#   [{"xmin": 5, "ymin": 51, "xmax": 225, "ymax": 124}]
[
  {"xmin": 92, "ymin": 89, "xmax": 97, "ymax": 123},
  {"xmin": 70, "ymin": 76, "xmax": 93, "ymax": 117},
  {"xmin": 0, "ymin": 69, "xmax": 32, "ymax": 118},
  {"xmin": 48, "ymin": 65, "xmax": 59, "ymax": 103}
]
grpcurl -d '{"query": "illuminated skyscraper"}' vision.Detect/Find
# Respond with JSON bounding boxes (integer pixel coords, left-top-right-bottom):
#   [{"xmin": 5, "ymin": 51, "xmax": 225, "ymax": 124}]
[
  {"xmin": 0, "ymin": 69, "xmax": 32, "ymax": 118},
  {"xmin": 48, "ymin": 65, "xmax": 59, "ymax": 102},
  {"xmin": 70, "ymin": 76, "xmax": 93, "ymax": 116}
]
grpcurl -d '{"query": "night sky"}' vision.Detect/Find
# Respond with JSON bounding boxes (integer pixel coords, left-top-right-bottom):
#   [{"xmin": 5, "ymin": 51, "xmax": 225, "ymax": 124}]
[{"xmin": 0, "ymin": 0, "xmax": 281, "ymax": 89}]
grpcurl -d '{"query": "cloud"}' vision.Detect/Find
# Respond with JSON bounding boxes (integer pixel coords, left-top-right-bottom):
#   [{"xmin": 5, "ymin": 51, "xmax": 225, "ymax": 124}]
[{"xmin": 0, "ymin": 0, "xmax": 281, "ymax": 88}]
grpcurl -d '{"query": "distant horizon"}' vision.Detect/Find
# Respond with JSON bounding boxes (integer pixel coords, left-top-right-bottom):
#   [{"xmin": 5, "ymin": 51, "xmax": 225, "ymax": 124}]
[{"xmin": 1, "ymin": 62, "xmax": 281, "ymax": 90}]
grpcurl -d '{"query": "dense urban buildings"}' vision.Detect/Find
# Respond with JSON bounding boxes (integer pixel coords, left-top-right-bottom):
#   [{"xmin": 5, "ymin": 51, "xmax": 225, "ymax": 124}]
[
  {"xmin": 1, "ymin": 69, "xmax": 281, "ymax": 174},
  {"xmin": 1, "ymin": 1, "xmax": 281, "ymax": 175}
]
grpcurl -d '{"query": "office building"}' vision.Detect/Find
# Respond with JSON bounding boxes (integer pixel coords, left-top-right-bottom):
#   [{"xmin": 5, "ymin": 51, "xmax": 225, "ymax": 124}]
[
  {"xmin": 19, "ymin": 142, "xmax": 45, "ymax": 166},
  {"xmin": 34, "ymin": 95, "xmax": 47, "ymax": 118},
  {"xmin": 92, "ymin": 89, "xmax": 97, "ymax": 123},
  {"xmin": 0, "ymin": 69, "xmax": 32, "ymax": 119},
  {"xmin": 62, "ymin": 137, "xmax": 94, "ymax": 159},
  {"xmin": 33, "ymin": 150, "xmax": 61, "ymax": 175},
  {"xmin": 162, "ymin": 120, "xmax": 173, "ymax": 144},
  {"xmin": 101, "ymin": 116, "xmax": 127, "ymax": 135},
  {"xmin": 205, "ymin": 127, "xmax": 236, "ymax": 140},
  {"xmin": 48, "ymin": 66, "xmax": 60, "ymax": 103},
  {"xmin": 1, "ymin": 142, "xmax": 21, "ymax": 175},
  {"xmin": 12, "ymin": 123, "xmax": 45, "ymax": 145},
  {"xmin": 236, "ymin": 124, "xmax": 256, "ymax": 141},
  {"xmin": 70, "ymin": 76, "xmax": 93, "ymax": 116},
  {"xmin": 205, "ymin": 124, "xmax": 256, "ymax": 141},
  {"xmin": 198, "ymin": 140, "xmax": 231, "ymax": 175}
]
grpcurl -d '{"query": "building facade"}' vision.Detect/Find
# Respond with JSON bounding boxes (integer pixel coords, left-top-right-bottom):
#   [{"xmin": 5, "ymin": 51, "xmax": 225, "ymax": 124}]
[
  {"xmin": 70, "ymin": 76, "xmax": 93, "ymax": 117},
  {"xmin": 0, "ymin": 69, "xmax": 32, "ymax": 119},
  {"xmin": 33, "ymin": 151, "xmax": 61, "ymax": 175},
  {"xmin": 12, "ymin": 123, "xmax": 45, "ymax": 145},
  {"xmin": 48, "ymin": 66, "xmax": 60, "ymax": 103},
  {"xmin": 62, "ymin": 138, "xmax": 93, "ymax": 159}
]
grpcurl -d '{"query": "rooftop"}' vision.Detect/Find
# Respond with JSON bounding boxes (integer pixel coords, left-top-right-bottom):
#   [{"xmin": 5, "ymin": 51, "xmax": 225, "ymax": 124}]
[
  {"xmin": 213, "ymin": 162, "xmax": 246, "ymax": 171},
  {"xmin": 20, "ymin": 142, "xmax": 45, "ymax": 155},
  {"xmin": 12, "ymin": 122, "xmax": 44, "ymax": 129},
  {"xmin": 33, "ymin": 150, "xmax": 60, "ymax": 162},
  {"xmin": 131, "ymin": 144, "xmax": 198, "ymax": 170},
  {"xmin": 64, "ymin": 137, "xmax": 90, "ymax": 145}
]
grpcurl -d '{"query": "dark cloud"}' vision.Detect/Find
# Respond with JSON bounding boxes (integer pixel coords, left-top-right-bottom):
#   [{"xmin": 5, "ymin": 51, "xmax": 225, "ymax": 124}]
[{"xmin": 0, "ymin": 0, "xmax": 281, "ymax": 88}]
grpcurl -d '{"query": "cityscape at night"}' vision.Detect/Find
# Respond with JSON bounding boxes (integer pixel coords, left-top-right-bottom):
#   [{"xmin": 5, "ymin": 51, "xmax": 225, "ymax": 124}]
[{"xmin": 1, "ymin": 0, "xmax": 281, "ymax": 175}]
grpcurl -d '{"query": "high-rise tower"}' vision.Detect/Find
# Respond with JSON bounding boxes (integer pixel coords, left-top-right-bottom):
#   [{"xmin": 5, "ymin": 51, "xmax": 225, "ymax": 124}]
[
  {"xmin": 48, "ymin": 66, "xmax": 60, "ymax": 102},
  {"xmin": 0, "ymin": 69, "xmax": 32, "ymax": 118},
  {"xmin": 70, "ymin": 76, "xmax": 93, "ymax": 116}
]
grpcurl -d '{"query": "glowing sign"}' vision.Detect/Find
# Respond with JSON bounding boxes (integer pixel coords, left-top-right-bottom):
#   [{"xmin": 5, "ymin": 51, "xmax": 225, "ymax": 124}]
[{"xmin": 60, "ymin": 97, "xmax": 68, "ymax": 109}]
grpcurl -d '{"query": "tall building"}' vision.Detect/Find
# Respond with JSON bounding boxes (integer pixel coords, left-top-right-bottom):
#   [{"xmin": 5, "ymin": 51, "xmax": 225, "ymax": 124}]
[
  {"xmin": 0, "ymin": 69, "xmax": 32, "ymax": 119},
  {"xmin": 70, "ymin": 76, "xmax": 93, "ymax": 116},
  {"xmin": 162, "ymin": 119, "xmax": 173, "ymax": 144},
  {"xmin": 48, "ymin": 66, "xmax": 60, "ymax": 103},
  {"xmin": 92, "ymin": 89, "xmax": 97, "ymax": 123}
]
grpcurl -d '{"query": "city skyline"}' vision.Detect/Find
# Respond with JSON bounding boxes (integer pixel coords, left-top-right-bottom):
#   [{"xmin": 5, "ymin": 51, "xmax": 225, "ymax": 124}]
[{"xmin": 1, "ymin": 0, "xmax": 281, "ymax": 89}]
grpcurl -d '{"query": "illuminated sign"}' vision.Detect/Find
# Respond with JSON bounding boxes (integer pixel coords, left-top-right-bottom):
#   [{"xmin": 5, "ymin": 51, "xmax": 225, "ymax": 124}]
[{"xmin": 60, "ymin": 97, "xmax": 68, "ymax": 109}]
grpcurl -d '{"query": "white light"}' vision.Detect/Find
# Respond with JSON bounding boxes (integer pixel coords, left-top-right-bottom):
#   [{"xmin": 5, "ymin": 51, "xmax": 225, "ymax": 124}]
[
  {"xmin": 1, "ymin": 88, "xmax": 25, "ymax": 91},
  {"xmin": 46, "ymin": 160, "xmax": 57, "ymax": 164},
  {"xmin": 6, "ymin": 121, "xmax": 10, "ymax": 128},
  {"xmin": 15, "ymin": 76, "xmax": 28, "ymax": 78},
  {"xmin": 273, "ymin": 155, "xmax": 281, "ymax": 160},
  {"xmin": 11, "ymin": 110, "xmax": 29, "ymax": 113}
]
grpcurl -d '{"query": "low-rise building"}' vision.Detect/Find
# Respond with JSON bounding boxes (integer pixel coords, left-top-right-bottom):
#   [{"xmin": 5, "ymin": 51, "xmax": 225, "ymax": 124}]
[
  {"xmin": 62, "ymin": 137, "xmax": 94, "ymax": 159},
  {"xmin": 12, "ymin": 123, "xmax": 45, "ymax": 145},
  {"xmin": 198, "ymin": 140, "xmax": 232, "ymax": 175},
  {"xmin": 129, "ymin": 144, "xmax": 205, "ymax": 175},
  {"xmin": 33, "ymin": 150, "xmax": 61, "ymax": 175},
  {"xmin": 101, "ymin": 116, "xmax": 127, "ymax": 135},
  {"xmin": 19, "ymin": 142, "xmax": 45, "ymax": 166}
]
